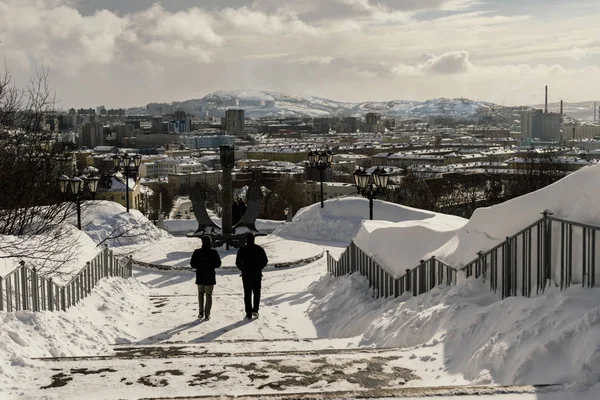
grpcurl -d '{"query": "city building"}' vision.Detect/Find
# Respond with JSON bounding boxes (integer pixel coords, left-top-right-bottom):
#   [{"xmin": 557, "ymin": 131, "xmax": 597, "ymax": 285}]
[
  {"xmin": 180, "ymin": 134, "xmax": 235, "ymax": 149},
  {"xmin": 521, "ymin": 110, "xmax": 562, "ymax": 141},
  {"xmin": 79, "ymin": 123, "xmax": 105, "ymax": 148},
  {"xmin": 366, "ymin": 112, "xmax": 383, "ymax": 133},
  {"xmin": 304, "ymin": 182, "xmax": 357, "ymax": 204},
  {"xmin": 225, "ymin": 109, "xmax": 245, "ymax": 135},
  {"xmin": 562, "ymin": 124, "xmax": 600, "ymax": 140}
]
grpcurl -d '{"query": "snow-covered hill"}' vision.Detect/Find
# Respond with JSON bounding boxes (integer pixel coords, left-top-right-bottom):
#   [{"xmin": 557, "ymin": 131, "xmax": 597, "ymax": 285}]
[{"xmin": 140, "ymin": 89, "xmax": 517, "ymax": 120}]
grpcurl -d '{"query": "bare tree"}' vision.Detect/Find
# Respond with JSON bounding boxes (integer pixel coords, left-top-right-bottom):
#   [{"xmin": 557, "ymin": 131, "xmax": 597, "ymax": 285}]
[{"xmin": 0, "ymin": 65, "xmax": 78, "ymax": 275}]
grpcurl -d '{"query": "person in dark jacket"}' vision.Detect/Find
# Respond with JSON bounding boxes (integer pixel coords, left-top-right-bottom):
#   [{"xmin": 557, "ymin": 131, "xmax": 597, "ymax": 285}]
[
  {"xmin": 236, "ymin": 232, "xmax": 268, "ymax": 319},
  {"xmin": 190, "ymin": 236, "xmax": 222, "ymax": 320}
]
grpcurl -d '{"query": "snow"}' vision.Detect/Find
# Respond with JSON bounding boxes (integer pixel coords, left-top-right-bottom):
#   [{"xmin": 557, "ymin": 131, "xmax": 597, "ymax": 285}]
[
  {"xmin": 0, "ymin": 278, "xmax": 149, "ymax": 397},
  {"xmin": 2, "ymin": 166, "xmax": 600, "ymax": 397},
  {"xmin": 308, "ymin": 273, "xmax": 600, "ymax": 388},
  {"xmin": 82, "ymin": 201, "xmax": 170, "ymax": 248},
  {"xmin": 274, "ymin": 196, "xmax": 466, "ymax": 245}
]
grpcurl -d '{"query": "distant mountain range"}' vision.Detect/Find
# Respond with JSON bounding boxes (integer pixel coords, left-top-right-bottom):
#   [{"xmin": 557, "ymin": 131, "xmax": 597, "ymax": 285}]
[{"xmin": 134, "ymin": 89, "xmax": 599, "ymax": 122}]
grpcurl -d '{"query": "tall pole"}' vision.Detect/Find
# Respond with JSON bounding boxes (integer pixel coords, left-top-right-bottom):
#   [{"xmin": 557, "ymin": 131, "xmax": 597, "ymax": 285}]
[
  {"xmin": 369, "ymin": 190, "xmax": 373, "ymax": 221},
  {"xmin": 76, "ymin": 195, "xmax": 82, "ymax": 230},
  {"xmin": 125, "ymin": 169, "xmax": 130, "ymax": 213},
  {"xmin": 319, "ymin": 167, "xmax": 324, "ymax": 208}
]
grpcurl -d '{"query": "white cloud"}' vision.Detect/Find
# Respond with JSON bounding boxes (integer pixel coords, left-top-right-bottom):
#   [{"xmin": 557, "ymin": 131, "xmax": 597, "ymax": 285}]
[
  {"xmin": 286, "ymin": 55, "xmax": 334, "ymax": 65},
  {"xmin": 219, "ymin": 7, "xmax": 318, "ymax": 35}
]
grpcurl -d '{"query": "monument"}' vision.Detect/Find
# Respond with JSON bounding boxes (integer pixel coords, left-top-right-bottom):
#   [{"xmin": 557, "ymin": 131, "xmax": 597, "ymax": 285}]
[{"xmin": 189, "ymin": 145, "xmax": 263, "ymax": 248}]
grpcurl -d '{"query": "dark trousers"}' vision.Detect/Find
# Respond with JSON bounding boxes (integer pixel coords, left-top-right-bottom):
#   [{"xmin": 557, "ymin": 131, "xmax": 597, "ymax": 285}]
[{"xmin": 242, "ymin": 276, "xmax": 261, "ymax": 314}]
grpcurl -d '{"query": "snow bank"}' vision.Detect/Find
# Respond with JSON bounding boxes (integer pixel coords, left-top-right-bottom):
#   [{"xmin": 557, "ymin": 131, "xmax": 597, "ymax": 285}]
[
  {"xmin": 0, "ymin": 225, "xmax": 99, "ymax": 284},
  {"xmin": 274, "ymin": 197, "xmax": 454, "ymax": 243},
  {"xmin": 354, "ymin": 217, "xmax": 467, "ymax": 279},
  {"xmin": 435, "ymin": 164, "xmax": 600, "ymax": 267},
  {"xmin": 309, "ymin": 273, "xmax": 600, "ymax": 387},
  {"xmin": 0, "ymin": 277, "xmax": 148, "ymax": 398},
  {"xmin": 83, "ymin": 201, "xmax": 171, "ymax": 248}
]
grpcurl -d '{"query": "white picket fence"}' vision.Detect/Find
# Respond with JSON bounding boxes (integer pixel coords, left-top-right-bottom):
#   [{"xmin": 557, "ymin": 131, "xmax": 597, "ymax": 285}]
[{"xmin": 0, "ymin": 245, "xmax": 133, "ymax": 312}]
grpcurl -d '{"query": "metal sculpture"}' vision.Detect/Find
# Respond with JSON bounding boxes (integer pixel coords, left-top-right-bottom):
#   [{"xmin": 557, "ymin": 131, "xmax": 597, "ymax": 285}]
[
  {"xmin": 190, "ymin": 182, "xmax": 221, "ymax": 234},
  {"xmin": 233, "ymin": 182, "xmax": 263, "ymax": 232}
]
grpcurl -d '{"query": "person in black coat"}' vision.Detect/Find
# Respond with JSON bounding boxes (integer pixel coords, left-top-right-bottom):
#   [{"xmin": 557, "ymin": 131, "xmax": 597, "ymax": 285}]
[
  {"xmin": 190, "ymin": 236, "xmax": 222, "ymax": 320},
  {"xmin": 235, "ymin": 232, "xmax": 268, "ymax": 319}
]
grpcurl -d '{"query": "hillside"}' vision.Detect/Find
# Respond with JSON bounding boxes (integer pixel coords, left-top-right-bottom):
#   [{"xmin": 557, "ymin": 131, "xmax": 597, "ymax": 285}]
[{"xmin": 137, "ymin": 89, "xmax": 529, "ymax": 121}]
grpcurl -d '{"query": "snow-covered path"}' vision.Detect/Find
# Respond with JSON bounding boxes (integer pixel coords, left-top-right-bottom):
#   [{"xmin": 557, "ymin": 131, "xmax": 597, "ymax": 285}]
[
  {"xmin": 16, "ymin": 242, "xmax": 600, "ymax": 399},
  {"xmin": 129, "ymin": 247, "xmax": 339, "ymax": 343}
]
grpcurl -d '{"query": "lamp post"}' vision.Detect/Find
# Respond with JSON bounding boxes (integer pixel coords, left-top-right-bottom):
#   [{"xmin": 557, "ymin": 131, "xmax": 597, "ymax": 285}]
[
  {"xmin": 307, "ymin": 149, "xmax": 334, "ymax": 208},
  {"xmin": 284, "ymin": 207, "xmax": 290, "ymax": 223},
  {"xmin": 58, "ymin": 174, "xmax": 99, "ymax": 230},
  {"xmin": 353, "ymin": 166, "xmax": 390, "ymax": 220},
  {"xmin": 113, "ymin": 152, "xmax": 142, "ymax": 213}
]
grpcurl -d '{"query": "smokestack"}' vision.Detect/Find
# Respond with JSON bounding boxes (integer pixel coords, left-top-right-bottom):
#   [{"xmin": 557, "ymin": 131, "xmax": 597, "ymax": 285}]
[
  {"xmin": 595, "ymin": 102, "xmax": 597, "ymax": 122},
  {"xmin": 560, "ymin": 100, "xmax": 563, "ymax": 115},
  {"xmin": 545, "ymin": 85, "xmax": 548, "ymax": 113}
]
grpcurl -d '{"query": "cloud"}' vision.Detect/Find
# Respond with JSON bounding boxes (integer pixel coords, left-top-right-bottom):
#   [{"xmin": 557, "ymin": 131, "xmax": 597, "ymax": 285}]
[
  {"xmin": 286, "ymin": 55, "xmax": 334, "ymax": 65},
  {"xmin": 423, "ymin": 51, "xmax": 473, "ymax": 74},
  {"xmin": 219, "ymin": 7, "xmax": 318, "ymax": 35},
  {"xmin": 392, "ymin": 51, "xmax": 473, "ymax": 76}
]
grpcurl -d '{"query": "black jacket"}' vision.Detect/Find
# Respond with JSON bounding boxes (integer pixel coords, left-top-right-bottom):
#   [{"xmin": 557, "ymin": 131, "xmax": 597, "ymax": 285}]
[
  {"xmin": 190, "ymin": 247, "xmax": 222, "ymax": 285},
  {"xmin": 236, "ymin": 243, "xmax": 268, "ymax": 278}
]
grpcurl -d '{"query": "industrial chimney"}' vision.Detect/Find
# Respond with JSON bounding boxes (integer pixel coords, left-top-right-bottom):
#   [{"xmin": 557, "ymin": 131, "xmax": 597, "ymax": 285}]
[
  {"xmin": 595, "ymin": 102, "xmax": 597, "ymax": 122},
  {"xmin": 545, "ymin": 85, "xmax": 548, "ymax": 113},
  {"xmin": 560, "ymin": 100, "xmax": 563, "ymax": 115}
]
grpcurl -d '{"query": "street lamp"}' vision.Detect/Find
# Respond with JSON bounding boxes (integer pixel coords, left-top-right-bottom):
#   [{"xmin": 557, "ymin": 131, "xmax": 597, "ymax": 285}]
[
  {"xmin": 307, "ymin": 149, "xmax": 334, "ymax": 208},
  {"xmin": 58, "ymin": 173, "xmax": 99, "ymax": 230},
  {"xmin": 113, "ymin": 152, "xmax": 142, "ymax": 212},
  {"xmin": 353, "ymin": 166, "xmax": 390, "ymax": 220}
]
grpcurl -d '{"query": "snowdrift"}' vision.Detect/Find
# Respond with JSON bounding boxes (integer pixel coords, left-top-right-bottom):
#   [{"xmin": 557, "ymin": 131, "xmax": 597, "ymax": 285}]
[
  {"xmin": 309, "ymin": 274, "xmax": 600, "ymax": 387},
  {"xmin": 343, "ymin": 165, "xmax": 600, "ymax": 277},
  {"xmin": 82, "ymin": 201, "xmax": 171, "ymax": 248},
  {"xmin": 354, "ymin": 217, "xmax": 467, "ymax": 279},
  {"xmin": 0, "ymin": 278, "xmax": 148, "ymax": 394},
  {"xmin": 436, "ymin": 164, "xmax": 600, "ymax": 267},
  {"xmin": 0, "ymin": 225, "xmax": 98, "ymax": 284},
  {"xmin": 274, "ymin": 197, "xmax": 463, "ymax": 243}
]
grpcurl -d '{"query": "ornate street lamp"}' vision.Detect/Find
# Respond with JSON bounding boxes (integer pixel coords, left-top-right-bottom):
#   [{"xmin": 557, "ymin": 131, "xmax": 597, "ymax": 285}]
[
  {"xmin": 57, "ymin": 173, "xmax": 99, "ymax": 230},
  {"xmin": 307, "ymin": 148, "xmax": 334, "ymax": 208},
  {"xmin": 353, "ymin": 166, "xmax": 389, "ymax": 220},
  {"xmin": 113, "ymin": 152, "xmax": 141, "ymax": 212}
]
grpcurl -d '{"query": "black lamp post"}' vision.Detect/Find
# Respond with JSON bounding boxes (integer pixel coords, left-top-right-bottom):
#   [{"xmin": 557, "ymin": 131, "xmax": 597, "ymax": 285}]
[
  {"xmin": 353, "ymin": 166, "xmax": 390, "ymax": 220},
  {"xmin": 113, "ymin": 153, "xmax": 142, "ymax": 213},
  {"xmin": 307, "ymin": 149, "xmax": 334, "ymax": 208},
  {"xmin": 58, "ymin": 174, "xmax": 99, "ymax": 230},
  {"xmin": 284, "ymin": 207, "xmax": 290, "ymax": 223}
]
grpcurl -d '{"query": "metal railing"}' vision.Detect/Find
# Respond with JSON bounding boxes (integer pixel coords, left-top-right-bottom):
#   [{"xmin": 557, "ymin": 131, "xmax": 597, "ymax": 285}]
[
  {"xmin": 0, "ymin": 245, "xmax": 133, "ymax": 312},
  {"xmin": 327, "ymin": 242, "xmax": 457, "ymax": 298},
  {"xmin": 327, "ymin": 210, "xmax": 600, "ymax": 299}
]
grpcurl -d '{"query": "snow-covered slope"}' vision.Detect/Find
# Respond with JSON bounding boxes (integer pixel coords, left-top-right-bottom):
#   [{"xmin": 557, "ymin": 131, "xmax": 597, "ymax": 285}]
[
  {"xmin": 309, "ymin": 273, "xmax": 600, "ymax": 387},
  {"xmin": 143, "ymin": 89, "xmax": 509, "ymax": 119}
]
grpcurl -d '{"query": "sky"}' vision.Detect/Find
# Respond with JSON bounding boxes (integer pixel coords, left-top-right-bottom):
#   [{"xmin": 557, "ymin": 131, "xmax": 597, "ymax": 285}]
[{"xmin": 1, "ymin": 0, "xmax": 599, "ymax": 108}]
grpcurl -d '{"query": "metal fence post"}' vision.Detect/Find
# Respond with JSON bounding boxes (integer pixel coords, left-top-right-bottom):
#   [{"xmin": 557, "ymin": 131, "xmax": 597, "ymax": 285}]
[
  {"xmin": 405, "ymin": 269, "xmax": 411, "ymax": 293},
  {"xmin": 20, "ymin": 261, "xmax": 28, "ymax": 311},
  {"xmin": 104, "ymin": 247, "xmax": 109, "ymax": 277},
  {"xmin": 60, "ymin": 285, "xmax": 66, "ymax": 311},
  {"xmin": 48, "ymin": 279, "xmax": 54, "ymax": 312},
  {"xmin": 128, "ymin": 256, "xmax": 133, "ymax": 278},
  {"xmin": 32, "ymin": 268, "xmax": 39, "ymax": 312}
]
